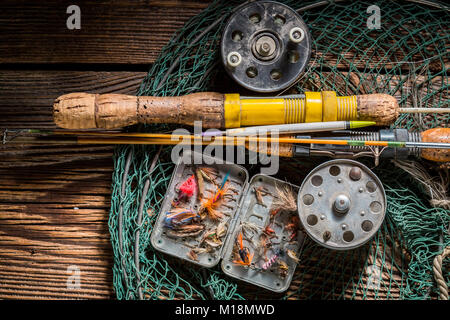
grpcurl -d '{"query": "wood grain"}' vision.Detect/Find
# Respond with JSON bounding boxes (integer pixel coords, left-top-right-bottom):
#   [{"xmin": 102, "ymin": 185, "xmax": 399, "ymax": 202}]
[
  {"xmin": 0, "ymin": 0, "xmax": 444, "ymax": 72},
  {"xmin": 0, "ymin": 160, "xmax": 114, "ymax": 299},
  {"xmin": 0, "ymin": 0, "xmax": 213, "ymax": 300},
  {"xmin": 1, "ymin": 68, "xmax": 446, "ymax": 300},
  {"xmin": 0, "ymin": 70, "xmax": 146, "ymax": 129},
  {"xmin": 0, "ymin": 0, "xmax": 210, "ymax": 64},
  {"xmin": 0, "ymin": 70, "xmax": 142, "ymax": 299}
]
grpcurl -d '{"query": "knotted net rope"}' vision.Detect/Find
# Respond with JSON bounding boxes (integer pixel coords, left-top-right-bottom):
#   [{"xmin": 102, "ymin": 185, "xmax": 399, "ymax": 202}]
[{"xmin": 109, "ymin": 0, "xmax": 449, "ymax": 300}]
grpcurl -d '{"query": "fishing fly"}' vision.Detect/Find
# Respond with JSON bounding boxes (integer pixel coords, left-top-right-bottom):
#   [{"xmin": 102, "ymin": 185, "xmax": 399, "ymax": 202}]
[
  {"xmin": 164, "ymin": 208, "xmax": 199, "ymax": 228},
  {"xmin": 199, "ymin": 171, "xmax": 230, "ymax": 220},
  {"xmin": 233, "ymin": 232, "xmax": 254, "ymax": 267}
]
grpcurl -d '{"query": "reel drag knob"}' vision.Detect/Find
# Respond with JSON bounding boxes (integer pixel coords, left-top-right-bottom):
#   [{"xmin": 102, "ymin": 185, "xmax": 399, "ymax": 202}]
[{"xmin": 333, "ymin": 194, "xmax": 351, "ymax": 215}]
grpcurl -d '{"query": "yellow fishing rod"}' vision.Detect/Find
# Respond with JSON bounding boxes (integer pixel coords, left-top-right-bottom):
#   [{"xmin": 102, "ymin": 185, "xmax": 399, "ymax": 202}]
[{"xmin": 53, "ymin": 91, "xmax": 450, "ymax": 129}]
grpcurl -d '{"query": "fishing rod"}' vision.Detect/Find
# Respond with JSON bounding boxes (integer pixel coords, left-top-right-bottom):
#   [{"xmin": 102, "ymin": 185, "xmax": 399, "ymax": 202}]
[
  {"xmin": 254, "ymin": 127, "xmax": 450, "ymax": 163},
  {"xmin": 33, "ymin": 120, "xmax": 375, "ymax": 138},
  {"xmin": 205, "ymin": 120, "xmax": 376, "ymax": 136},
  {"xmin": 52, "ymin": 91, "xmax": 450, "ymax": 130},
  {"xmin": 10, "ymin": 127, "xmax": 450, "ymax": 162}
]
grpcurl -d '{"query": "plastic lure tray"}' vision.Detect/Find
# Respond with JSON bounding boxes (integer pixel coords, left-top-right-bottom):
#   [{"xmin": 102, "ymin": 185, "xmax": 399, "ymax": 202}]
[{"xmin": 151, "ymin": 150, "xmax": 304, "ymax": 292}]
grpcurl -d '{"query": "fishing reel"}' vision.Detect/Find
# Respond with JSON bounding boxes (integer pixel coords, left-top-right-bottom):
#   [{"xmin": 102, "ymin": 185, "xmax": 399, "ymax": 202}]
[
  {"xmin": 298, "ymin": 159, "xmax": 386, "ymax": 250},
  {"xmin": 221, "ymin": 1, "xmax": 311, "ymax": 92}
]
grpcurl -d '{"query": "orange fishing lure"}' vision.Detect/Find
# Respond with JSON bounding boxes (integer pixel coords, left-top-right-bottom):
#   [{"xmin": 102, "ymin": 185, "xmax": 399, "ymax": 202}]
[
  {"xmin": 199, "ymin": 172, "xmax": 230, "ymax": 220},
  {"xmin": 233, "ymin": 232, "xmax": 253, "ymax": 266}
]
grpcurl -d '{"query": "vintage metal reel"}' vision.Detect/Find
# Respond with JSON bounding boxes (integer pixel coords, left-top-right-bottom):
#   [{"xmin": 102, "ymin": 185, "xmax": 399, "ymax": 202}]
[
  {"xmin": 221, "ymin": 1, "xmax": 311, "ymax": 92},
  {"xmin": 298, "ymin": 159, "xmax": 386, "ymax": 250}
]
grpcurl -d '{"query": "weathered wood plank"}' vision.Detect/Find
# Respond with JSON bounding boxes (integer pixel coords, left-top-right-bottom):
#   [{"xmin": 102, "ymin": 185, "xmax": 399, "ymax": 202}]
[
  {"xmin": 0, "ymin": 0, "xmax": 210, "ymax": 64},
  {"xmin": 0, "ymin": 0, "xmax": 210, "ymax": 300},
  {"xmin": 0, "ymin": 0, "xmax": 445, "ymax": 72},
  {"xmin": 0, "ymin": 70, "xmax": 147, "ymax": 129},
  {"xmin": 0, "ymin": 160, "xmax": 114, "ymax": 299},
  {"xmin": 0, "ymin": 69, "xmax": 134, "ymax": 299}
]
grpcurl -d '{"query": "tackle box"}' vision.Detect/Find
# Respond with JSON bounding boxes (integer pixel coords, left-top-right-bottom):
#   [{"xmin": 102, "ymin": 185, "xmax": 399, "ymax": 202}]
[{"xmin": 151, "ymin": 150, "xmax": 305, "ymax": 292}]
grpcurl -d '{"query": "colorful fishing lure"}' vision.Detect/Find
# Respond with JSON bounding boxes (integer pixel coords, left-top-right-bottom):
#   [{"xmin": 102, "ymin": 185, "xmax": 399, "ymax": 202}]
[
  {"xmin": 262, "ymin": 252, "xmax": 279, "ymax": 270},
  {"xmin": 177, "ymin": 174, "xmax": 197, "ymax": 202},
  {"xmin": 199, "ymin": 171, "xmax": 230, "ymax": 220},
  {"xmin": 164, "ymin": 208, "xmax": 199, "ymax": 228},
  {"xmin": 233, "ymin": 232, "xmax": 253, "ymax": 266}
]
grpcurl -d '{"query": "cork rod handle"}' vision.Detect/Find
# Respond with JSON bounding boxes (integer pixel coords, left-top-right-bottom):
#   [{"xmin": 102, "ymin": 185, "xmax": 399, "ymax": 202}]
[
  {"xmin": 356, "ymin": 94, "xmax": 399, "ymax": 125},
  {"xmin": 420, "ymin": 128, "xmax": 450, "ymax": 162},
  {"xmin": 53, "ymin": 92, "xmax": 225, "ymax": 129}
]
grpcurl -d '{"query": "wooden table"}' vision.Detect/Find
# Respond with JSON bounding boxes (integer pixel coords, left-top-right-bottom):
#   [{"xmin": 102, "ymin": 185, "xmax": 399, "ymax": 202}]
[{"xmin": 0, "ymin": 0, "xmax": 211, "ymax": 299}]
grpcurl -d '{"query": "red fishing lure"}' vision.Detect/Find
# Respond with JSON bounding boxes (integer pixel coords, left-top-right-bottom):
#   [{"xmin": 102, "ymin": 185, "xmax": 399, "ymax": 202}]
[{"xmin": 178, "ymin": 174, "xmax": 197, "ymax": 201}]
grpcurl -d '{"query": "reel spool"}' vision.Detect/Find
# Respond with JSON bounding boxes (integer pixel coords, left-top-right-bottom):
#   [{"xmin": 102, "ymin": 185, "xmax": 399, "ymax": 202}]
[
  {"xmin": 297, "ymin": 160, "xmax": 386, "ymax": 250},
  {"xmin": 221, "ymin": 1, "xmax": 311, "ymax": 93}
]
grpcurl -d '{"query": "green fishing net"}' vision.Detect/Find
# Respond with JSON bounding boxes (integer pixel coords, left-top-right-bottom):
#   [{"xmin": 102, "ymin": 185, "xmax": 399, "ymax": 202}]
[{"xmin": 108, "ymin": 0, "xmax": 449, "ymax": 300}]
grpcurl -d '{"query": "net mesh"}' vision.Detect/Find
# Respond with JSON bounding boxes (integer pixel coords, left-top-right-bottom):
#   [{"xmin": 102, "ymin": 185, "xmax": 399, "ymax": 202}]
[{"xmin": 108, "ymin": 0, "xmax": 450, "ymax": 300}]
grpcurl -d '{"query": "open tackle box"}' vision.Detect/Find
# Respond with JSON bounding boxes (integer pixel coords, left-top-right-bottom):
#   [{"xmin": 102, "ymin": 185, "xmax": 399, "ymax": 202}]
[{"xmin": 151, "ymin": 150, "xmax": 305, "ymax": 292}]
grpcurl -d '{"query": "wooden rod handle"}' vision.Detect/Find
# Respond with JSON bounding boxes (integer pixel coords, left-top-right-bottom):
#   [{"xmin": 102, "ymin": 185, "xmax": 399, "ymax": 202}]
[
  {"xmin": 53, "ymin": 92, "xmax": 225, "ymax": 129},
  {"xmin": 421, "ymin": 128, "xmax": 450, "ymax": 162},
  {"xmin": 356, "ymin": 93, "xmax": 399, "ymax": 125}
]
